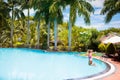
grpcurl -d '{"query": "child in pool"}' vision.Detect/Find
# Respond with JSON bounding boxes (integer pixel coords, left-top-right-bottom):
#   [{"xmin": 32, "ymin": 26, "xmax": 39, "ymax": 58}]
[{"xmin": 87, "ymin": 50, "xmax": 96, "ymax": 66}]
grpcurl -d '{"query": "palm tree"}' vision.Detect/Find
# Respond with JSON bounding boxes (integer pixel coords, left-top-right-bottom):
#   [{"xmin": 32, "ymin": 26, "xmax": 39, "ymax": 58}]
[
  {"xmin": 33, "ymin": 0, "xmax": 47, "ymax": 48},
  {"xmin": 20, "ymin": 0, "xmax": 34, "ymax": 47},
  {"xmin": 34, "ymin": 0, "xmax": 64, "ymax": 50},
  {"xmin": 49, "ymin": 0, "xmax": 65, "ymax": 50},
  {"xmin": 43, "ymin": 1, "xmax": 52, "ymax": 49},
  {"xmin": 34, "ymin": 10, "xmax": 41, "ymax": 48},
  {"xmin": 26, "ymin": 0, "xmax": 30, "ymax": 48},
  {"xmin": 6, "ymin": 0, "xmax": 25, "ymax": 47},
  {"xmin": 65, "ymin": 0, "xmax": 94, "ymax": 51},
  {"xmin": 101, "ymin": 0, "xmax": 120, "ymax": 23},
  {"xmin": 31, "ymin": 0, "xmax": 53, "ymax": 49},
  {"xmin": 47, "ymin": 21, "xmax": 50, "ymax": 49}
]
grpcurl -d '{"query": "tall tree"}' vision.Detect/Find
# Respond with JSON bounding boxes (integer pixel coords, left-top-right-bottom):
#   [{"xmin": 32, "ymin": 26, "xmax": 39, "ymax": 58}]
[
  {"xmin": 101, "ymin": 0, "xmax": 120, "ymax": 23},
  {"xmin": 43, "ymin": 0, "xmax": 52, "ymax": 49},
  {"xmin": 49, "ymin": 0, "xmax": 65, "ymax": 50},
  {"xmin": 21, "ymin": 0, "xmax": 34, "ymax": 47},
  {"xmin": 34, "ymin": 9, "xmax": 41, "ymax": 48},
  {"xmin": 33, "ymin": 0, "xmax": 49, "ymax": 49},
  {"xmin": 6, "ymin": 0, "xmax": 25, "ymax": 47},
  {"xmin": 65, "ymin": 0, "xmax": 94, "ymax": 51}
]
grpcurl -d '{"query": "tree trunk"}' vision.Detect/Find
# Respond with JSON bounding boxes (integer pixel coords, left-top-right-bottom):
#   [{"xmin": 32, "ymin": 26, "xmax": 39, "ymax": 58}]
[
  {"xmin": 11, "ymin": 6, "xmax": 14, "ymax": 47},
  {"xmin": 27, "ymin": 8, "xmax": 30, "ymax": 48},
  {"xmin": 47, "ymin": 21, "xmax": 50, "ymax": 49},
  {"xmin": 68, "ymin": 19, "xmax": 72, "ymax": 51},
  {"xmin": 54, "ymin": 18, "xmax": 57, "ymax": 51},
  {"xmin": 36, "ymin": 19, "xmax": 40, "ymax": 48}
]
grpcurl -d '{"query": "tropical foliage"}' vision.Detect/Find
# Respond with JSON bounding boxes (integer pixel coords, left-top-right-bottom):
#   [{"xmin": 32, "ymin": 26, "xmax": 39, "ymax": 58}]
[
  {"xmin": 98, "ymin": 43, "xmax": 106, "ymax": 52},
  {"xmin": 101, "ymin": 0, "xmax": 120, "ymax": 23},
  {"xmin": 0, "ymin": 0, "xmax": 120, "ymax": 52},
  {"xmin": 106, "ymin": 43, "xmax": 116, "ymax": 56}
]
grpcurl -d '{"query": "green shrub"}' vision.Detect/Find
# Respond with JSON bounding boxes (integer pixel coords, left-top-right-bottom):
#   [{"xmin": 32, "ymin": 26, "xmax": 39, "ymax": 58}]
[
  {"xmin": 106, "ymin": 43, "xmax": 116, "ymax": 55},
  {"xmin": 98, "ymin": 43, "xmax": 106, "ymax": 52}
]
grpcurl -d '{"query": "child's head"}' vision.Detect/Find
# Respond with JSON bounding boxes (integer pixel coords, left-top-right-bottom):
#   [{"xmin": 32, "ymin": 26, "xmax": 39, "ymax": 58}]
[{"xmin": 88, "ymin": 49, "xmax": 93, "ymax": 53}]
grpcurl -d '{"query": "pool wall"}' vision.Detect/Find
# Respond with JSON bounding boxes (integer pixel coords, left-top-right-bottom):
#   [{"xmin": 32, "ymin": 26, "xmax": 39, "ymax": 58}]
[{"xmin": 67, "ymin": 58, "xmax": 116, "ymax": 80}]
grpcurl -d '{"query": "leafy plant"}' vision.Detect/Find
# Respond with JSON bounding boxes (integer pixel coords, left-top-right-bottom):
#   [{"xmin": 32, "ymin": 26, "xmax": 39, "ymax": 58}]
[
  {"xmin": 106, "ymin": 43, "xmax": 116, "ymax": 56},
  {"xmin": 98, "ymin": 43, "xmax": 106, "ymax": 52}
]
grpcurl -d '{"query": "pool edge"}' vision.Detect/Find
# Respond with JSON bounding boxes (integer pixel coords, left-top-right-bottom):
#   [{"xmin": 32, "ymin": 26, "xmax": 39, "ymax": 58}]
[{"xmin": 81, "ymin": 59, "xmax": 116, "ymax": 80}]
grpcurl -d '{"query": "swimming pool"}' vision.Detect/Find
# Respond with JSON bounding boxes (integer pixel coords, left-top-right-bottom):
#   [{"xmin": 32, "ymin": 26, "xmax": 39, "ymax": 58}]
[{"xmin": 0, "ymin": 48, "xmax": 109, "ymax": 80}]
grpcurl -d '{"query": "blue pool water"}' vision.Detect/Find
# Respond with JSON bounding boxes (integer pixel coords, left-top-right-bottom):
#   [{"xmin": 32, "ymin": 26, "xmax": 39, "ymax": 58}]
[{"xmin": 0, "ymin": 48, "xmax": 107, "ymax": 80}]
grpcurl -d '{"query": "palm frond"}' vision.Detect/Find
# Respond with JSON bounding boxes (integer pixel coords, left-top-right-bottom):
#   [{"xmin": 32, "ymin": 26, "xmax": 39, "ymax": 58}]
[
  {"xmin": 79, "ymin": 0, "xmax": 94, "ymax": 13},
  {"xmin": 105, "ymin": 9, "xmax": 119, "ymax": 23},
  {"xmin": 101, "ymin": 0, "xmax": 120, "ymax": 23},
  {"xmin": 69, "ymin": 1, "xmax": 77, "ymax": 25},
  {"xmin": 77, "ymin": 1, "xmax": 91, "ymax": 25},
  {"xmin": 101, "ymin": 0, "xmax": 116, "ymax": 15},
  {"xmin": 34, "ymin": 10, "xmax": 41, "ymax": 21},
  {"xmin": 49, "ymin": 1, "xmax": 58, "ymax": 15}
]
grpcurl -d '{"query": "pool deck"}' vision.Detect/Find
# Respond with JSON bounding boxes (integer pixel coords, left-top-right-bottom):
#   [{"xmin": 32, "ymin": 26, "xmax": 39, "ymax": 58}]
[
  {"xmin": 95, "ymin": 56, "xmax": 120, "ymax": 80},
  {"xmin": 102, "ymin": 58, "xmax": 120, "ymax": 80}
]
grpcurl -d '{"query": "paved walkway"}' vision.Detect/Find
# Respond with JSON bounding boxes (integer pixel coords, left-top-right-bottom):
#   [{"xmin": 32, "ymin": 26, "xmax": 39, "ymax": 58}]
[{"xmin": 103, "ymin": 58, "xmax": 120, "ymax": 80}]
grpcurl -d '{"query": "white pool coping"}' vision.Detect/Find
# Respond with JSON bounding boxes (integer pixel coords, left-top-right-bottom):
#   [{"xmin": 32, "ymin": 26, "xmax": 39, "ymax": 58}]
[{"xmin": 82, "ymin": 59, "xmax": 116, "ymax": 80}]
